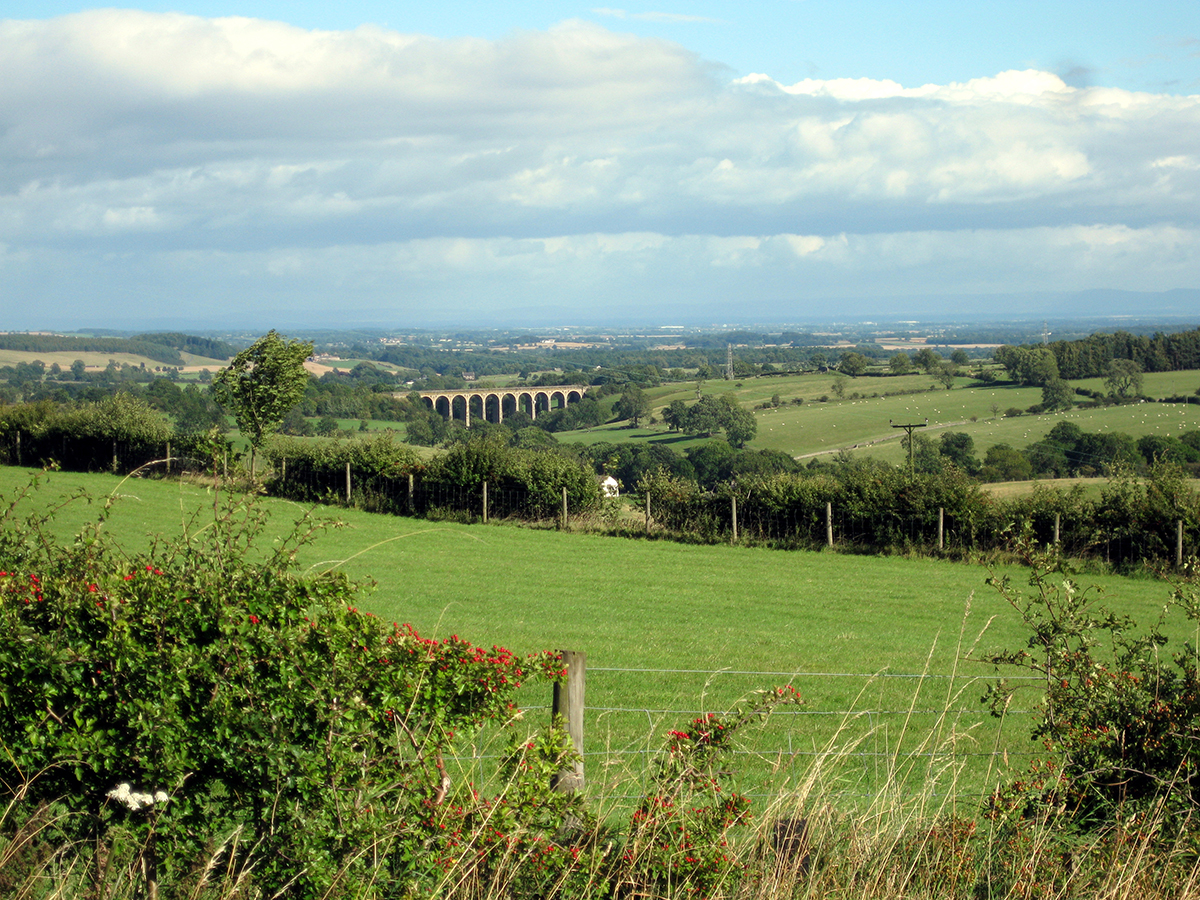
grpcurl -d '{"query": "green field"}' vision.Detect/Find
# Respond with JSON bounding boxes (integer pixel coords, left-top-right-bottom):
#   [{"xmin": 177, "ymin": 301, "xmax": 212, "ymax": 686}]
[
  {"xmin": 4, "ymin": 465, "xmax": 1192, "ymax": 807},
  {"xmin": 554, "ymin": 371, "xmax": 1200, "ymax": 467}
]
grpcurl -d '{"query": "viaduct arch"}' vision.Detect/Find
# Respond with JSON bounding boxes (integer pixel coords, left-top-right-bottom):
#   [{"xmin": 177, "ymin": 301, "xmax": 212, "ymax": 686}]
[{"xmin": 407, "ymin": 385, "xmax": 590, "ymax": 427}]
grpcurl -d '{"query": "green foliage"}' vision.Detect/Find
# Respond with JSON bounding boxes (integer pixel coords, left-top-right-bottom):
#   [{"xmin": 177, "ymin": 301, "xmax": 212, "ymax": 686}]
[
  {"xmin": 614, "ymin": 687, "xmax": 802, "ymax": 898},
  {"xmin": 0, "ymin": 393, "xmax": 176, "ymax": 472},
  {"xmin": 0, "ymin": 477, "xmax": 573, "ymax": 898},
  {"xmin": 420, "ymin": 434, "xmax": 602, "ymax": 520},
  {"xmin": 212, "ymin": 330, "xmax": 314, "ymax": 454},
  {"xmin": 981, "ymin": 526, "xmax": 1200, "ymax": 828},
  {"xmin": 1041, "ymin": 376, "xmax": 1075, "ymax": 411}
]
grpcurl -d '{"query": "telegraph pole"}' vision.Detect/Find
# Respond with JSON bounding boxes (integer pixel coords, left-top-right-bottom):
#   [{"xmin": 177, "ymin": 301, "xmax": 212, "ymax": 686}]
[{"xmin": 891, "ymin": 418, "xmax": 929, "ymax": 475}]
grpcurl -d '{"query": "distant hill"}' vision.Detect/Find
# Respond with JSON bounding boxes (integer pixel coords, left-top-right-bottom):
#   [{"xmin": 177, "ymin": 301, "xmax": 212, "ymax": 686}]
[{"xmin": 0, "ymin": 332, "xmax": 235, "ymax": 366}]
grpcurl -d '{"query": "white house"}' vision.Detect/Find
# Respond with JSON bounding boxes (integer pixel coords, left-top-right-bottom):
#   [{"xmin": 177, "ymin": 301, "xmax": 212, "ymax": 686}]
[{"xmin": 596, "ymin": 475, "xmax": 619, "ymax": 498}]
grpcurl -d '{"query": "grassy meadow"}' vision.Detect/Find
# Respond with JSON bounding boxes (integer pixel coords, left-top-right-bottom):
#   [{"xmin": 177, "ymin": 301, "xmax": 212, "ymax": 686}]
[
  {"xmin": 3, "ymin": 464, "xmax": 1194, "ymax": 810},
  {"xmin": 554, "ymin": 370, "xmax": 1200, "ymax": 466}
]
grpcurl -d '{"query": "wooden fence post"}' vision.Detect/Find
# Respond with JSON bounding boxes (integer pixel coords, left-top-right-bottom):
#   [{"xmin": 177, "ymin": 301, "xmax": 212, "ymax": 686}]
[
  {"xmin": 482, "ymin": 480, "xmax": 489, "ymax": 524},
  {"xmin": 645, "ymin": 492, "xmax": 651, "ymax": 535},
  {"xmin": 14, "ymin": 430, "xmax": 20, "ymax": 467},
  {"xmin": 731, "ymin": 495, "xmax": 738, "ymax": 544},
  {"xmin": 552, "ymin": 650, "xmax": 585, "ymax": 793},
  {"xmin": 281, "ymin": 458, "xmax": 286, "ymax": 482},
  {"xmin": 166, "ymin": 441, "xmax": 171, "ymax": 476},
  {"xmin": 561, "ymin": 485, "xmax": 568, "ymax": 529},
  {"xmin": 112, "ymin": 438, "xmax": 118, "ymax": 473},
  {"xmin": 407, "ymin": 472, "xmax": 415, "ymax": 514},
  {"xmin": 826, "ymin": 502, "xmax": 833, "ymax": 548},
  {"xmin": 345, "ymin": 462, "xmax": 352, "ymax": 503},
  {"xmin": 1055, "ymin": 513, "xmax": 1061, "ymax": 546},
  {"xmin": 938, "ymin": 507, "xmax": 944, "ymax": 551},
  {"xmin": 1179, "ymin": 520, "xmax": 1185, "ymax": 569}
]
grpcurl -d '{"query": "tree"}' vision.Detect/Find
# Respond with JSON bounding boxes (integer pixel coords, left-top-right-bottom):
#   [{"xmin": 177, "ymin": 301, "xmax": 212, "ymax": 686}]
[
  {"xmin": 717, "ymin": 396, "xmax": 757, "ymax": 449},
  {"xmin": 938, "ymin": 431, "xmax": 979, "ymax": 474},
  {"xmin": 662, "ymin": 399, "xmax": 689, "ymax": 432},
  {"xmin": 1104, "ymin": 358, "xmax": 1144, "ymax": 397},
  {"xmin": 212, "ymin": 330, "xmax": 314, "ymax": 474},
  {"xmin": 838, "ymin": 351, "xmax": 869, "ymax": 377},
  {"xmin": 912, "ymin": 347, "xmax": 941, "ymax": 374},
  {"xmin": 888, "ymin": 352, "xmax": 914, "ymax": 375},
  {"xmin": 935, "ymin": 363, "xmax": 957, "ymax": 390},
  {"xmin": 614, "ymin": 386, "xmax": 651, "ymax": 427},
  {"xmin": 1041, "ymin": 376, "xmax": 1074, "ymax": 411},
  {"xmin": 982, "ymin": 443, "xmax": 1032, "ymax": 481},
  {"xmin": 950, "ymin": 349, "xmax": 970, "ymax": 366}
]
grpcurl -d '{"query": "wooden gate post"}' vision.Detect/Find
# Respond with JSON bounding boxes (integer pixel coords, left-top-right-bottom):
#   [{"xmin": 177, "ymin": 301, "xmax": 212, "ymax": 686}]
[
  {"xmin": 552, "ymin": 650, "xmax": 585, "ymax": 792},
  {"xmin": 826, "ymin": 502, "xmax": 833, "ymax": 548},
  {"xmin": 482, "ymin": 480, "xmax": 489, "ymax": 524}
]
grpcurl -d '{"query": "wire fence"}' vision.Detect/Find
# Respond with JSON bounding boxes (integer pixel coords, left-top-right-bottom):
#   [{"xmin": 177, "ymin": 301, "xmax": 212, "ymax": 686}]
[
  {"xmin": 3, "ymin": 430, "xmax": 1192, "ymax": 566},
  {"xmin": 448, "ymin": 663, "xmax": 1043, "ymax": 812}
]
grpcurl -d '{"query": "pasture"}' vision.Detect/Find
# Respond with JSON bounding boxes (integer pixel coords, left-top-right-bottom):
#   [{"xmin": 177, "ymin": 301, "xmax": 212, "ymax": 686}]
[
  {"xmin": 555, "ymin": 371, "xmax": 1200, "ymax": 466},
  {"xmin": 2, "ymin": 464, "xmax": 1192, "ymax": 808}
]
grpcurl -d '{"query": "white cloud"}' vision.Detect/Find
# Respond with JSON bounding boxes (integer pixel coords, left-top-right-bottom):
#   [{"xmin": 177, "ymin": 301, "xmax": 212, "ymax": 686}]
[{"xmin": 0, "ymin": 11, "xmax": 1197, "ymax": 325}]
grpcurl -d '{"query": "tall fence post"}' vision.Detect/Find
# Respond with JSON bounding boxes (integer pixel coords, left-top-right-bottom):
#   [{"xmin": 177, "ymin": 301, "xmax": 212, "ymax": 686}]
[
  {"xmin": 281, "ymin": 458, "xmax": 286, "ymax": 482},
  {"xmin": 551, "ymin": 650, "xmax": 585, "ymax": 793},
  {"xmin": 826, "ymin": 501, "xmax": 833, "ymax": 549},
  {"xmin": 1179, "ymin": 520, "xmax": 1185, "ymax": 569},
  {"xmin": 15, "ymin": 430, "xmax": 20, "ymax": 467},
  {"xmin": 407, "ymin": 472, "xmax": 415, "ymax": 515},
  {"xmin": 561, "ymin": 485, "xmax": 568, "ymax": 529},
  {"xmin": 645, "ymin": 492, "xmax": 651, "ymax": 535},
  {"xmin": 938, "ymin": 508, "xmax": 944, "ymax": 551},
  {"xmin": 731, "ymin": 495, "xmax": 738, "ymax": 544},
  {"xmin": 165, "ymin": 441, "xmax": 171, "ymax": 476},
  {"xmin": 482, "ymin": 480, "xmax": 489, "ymax": 524},
  {"xmin": 112, "ymin": 439, "xmax": 118, "ymax": 474},
  {"xmin": 345, "ymin": 462, "xmax": 352, "ymax": 504},
  {"xmin": 1055, "ymin": 513, "xmax": 1061, "ymax": 546}
]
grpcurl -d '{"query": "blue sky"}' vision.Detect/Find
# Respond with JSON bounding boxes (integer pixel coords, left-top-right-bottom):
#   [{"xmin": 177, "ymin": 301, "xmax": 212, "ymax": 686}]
[{"xmin": 1, "ymin": 2, "xmax": 1198, "ymax": 329}]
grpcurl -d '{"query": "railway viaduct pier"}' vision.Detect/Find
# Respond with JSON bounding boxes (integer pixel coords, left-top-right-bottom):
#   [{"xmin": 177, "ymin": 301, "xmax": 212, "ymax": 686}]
[{"xmin": 408, "ymin": 385, "xmax": 590, "ymax": 426}]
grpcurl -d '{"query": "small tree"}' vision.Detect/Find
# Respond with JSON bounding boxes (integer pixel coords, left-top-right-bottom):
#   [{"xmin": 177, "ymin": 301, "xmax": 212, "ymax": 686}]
[
  {"xmin": 212, "ymin": 330, "xmax": 313, "ymax": 474},
  {"xmin": 614, "ymin": 386, "xmax": 651, "ymax": 427},
  {"xmin": 1041, "ymin": 376, "xmax": 1074, "ymax": 412},
  {"xmin": 1104, "ymin": 358, "xmax": 1144, "ymax": 397}
]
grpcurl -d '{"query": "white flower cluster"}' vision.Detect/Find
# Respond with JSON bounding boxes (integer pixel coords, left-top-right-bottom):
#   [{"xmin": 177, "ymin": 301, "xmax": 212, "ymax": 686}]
[{"xmin": 106, "ymin": 783, "xmax": 169, "ymax": 812}]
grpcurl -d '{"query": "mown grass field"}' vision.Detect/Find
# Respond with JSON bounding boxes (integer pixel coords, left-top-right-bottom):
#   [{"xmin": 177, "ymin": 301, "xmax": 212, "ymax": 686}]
[{"xmin": 3, "ymin": 464, "xmax": 1194, "ymax": 809}]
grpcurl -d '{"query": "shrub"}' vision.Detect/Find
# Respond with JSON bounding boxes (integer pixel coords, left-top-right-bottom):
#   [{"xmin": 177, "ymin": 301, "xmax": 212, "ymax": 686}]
[
  {"xmin": 980, "ymin": 526, "xmax": 1200, "ymax": 830},
  {"xmin": 0, "ymin": 476, "xmax": 572, "ymax": 898}
]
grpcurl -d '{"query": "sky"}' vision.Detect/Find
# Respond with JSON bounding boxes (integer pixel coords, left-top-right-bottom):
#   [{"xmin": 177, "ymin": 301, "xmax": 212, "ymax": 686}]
[{"xmin": 1, "ymin": 1, "xmax": 1199, "ymax": 330}]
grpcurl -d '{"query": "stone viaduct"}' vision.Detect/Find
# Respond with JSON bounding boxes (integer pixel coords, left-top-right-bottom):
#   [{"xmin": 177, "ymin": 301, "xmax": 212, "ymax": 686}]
[{"xmin": 407, "ymin": 385, "xmax": 590, "ymax": 426}]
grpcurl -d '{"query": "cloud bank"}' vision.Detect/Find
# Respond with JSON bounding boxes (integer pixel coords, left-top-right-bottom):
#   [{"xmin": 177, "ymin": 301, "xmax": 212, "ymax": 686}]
[{"xmin": 1, "ymin": 11, "xmax": 1198, "ymax": 328}]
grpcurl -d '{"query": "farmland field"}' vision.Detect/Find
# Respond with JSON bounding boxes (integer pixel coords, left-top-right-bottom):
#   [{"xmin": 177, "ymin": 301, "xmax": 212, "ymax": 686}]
[
  {"xmin": 554, "ymin": 371, "xmax": 1200, "ymax": 467},
  {"xmin": 3, "ymin": 464, "xmax": 1192, "ymax": 808}
]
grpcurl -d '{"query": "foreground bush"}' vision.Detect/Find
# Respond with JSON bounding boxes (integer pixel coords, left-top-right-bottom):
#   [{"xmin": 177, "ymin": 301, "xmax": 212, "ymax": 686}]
[{"xmin": 0, "ymin": 475, "xmax": 573, "ymax": 898}]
